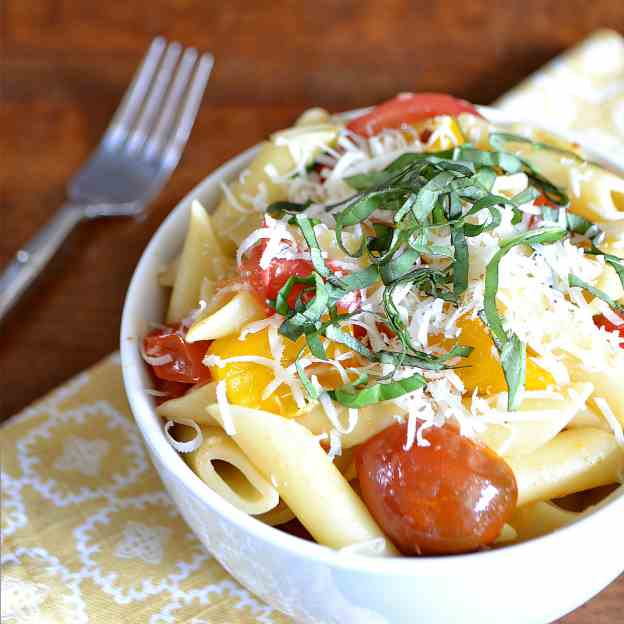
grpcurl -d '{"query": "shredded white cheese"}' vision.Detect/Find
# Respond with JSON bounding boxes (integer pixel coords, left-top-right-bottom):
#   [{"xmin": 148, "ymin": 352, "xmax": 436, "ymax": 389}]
[
  {"xmin": 216, "ymin": 381, "xmax": 236, "ymax": 435},
  {"xmin": 164, "ymin": 419, "xmax": 203, "ymax": 453},
  {"xmin": 327, "ymin": 429, "xmax": 343, "ymax": 460},
  {"xmin": 594, "ymin": 397, "xmax": 624, "ymax": 448}
]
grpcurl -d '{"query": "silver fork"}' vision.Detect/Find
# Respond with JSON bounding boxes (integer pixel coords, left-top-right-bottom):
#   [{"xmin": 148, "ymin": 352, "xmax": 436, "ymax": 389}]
[{"xmin": 0, "ymin": 37, "xmax": 213, "ymax": 322}]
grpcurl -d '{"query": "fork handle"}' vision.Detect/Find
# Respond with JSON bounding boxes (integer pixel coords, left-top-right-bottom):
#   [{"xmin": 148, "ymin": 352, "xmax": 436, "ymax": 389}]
[{"xmin": 0, "ymin": 203, "xmax": 85, "ymax": 322}]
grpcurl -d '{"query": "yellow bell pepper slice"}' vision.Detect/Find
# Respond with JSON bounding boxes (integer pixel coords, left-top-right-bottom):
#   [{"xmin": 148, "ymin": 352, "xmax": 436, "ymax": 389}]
[
  {"xmin": 207, "ymin": 328, "xmax": 303, "ymax": 417},
  {"xmin": 453, "ymin": 316, "xmax": 555, "ymax": 396}
]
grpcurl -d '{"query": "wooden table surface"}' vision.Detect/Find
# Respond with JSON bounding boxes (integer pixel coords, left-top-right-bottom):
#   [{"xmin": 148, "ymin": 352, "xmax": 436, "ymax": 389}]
[{"xmin": 1, "ymin": 1, "xmax": 622, "ymax": 621}]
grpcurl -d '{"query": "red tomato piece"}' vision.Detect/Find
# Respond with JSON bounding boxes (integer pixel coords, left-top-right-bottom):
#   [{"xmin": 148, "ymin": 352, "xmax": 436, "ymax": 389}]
[
  {"xmin": 534, "ymin": 195, "xmax": 557, "ymax": 209},
  {"xmin": 353, "ymin": 320, "xmax": 395, "ymax": 341},
  {"xmin": 347, "ymin": 93, "xmax": 481, "ymax": 138},
  {"xmin": 143, "ymin": 325, "xmax": 212, "ymax": 384},
  {"xmin": 353, "ymin": 324, "xmax": 366, "ymax": 340},
  {"xmin": 239, "ymin": 238, "xmax": 369, "ymax": 315},
  {"xmin": 526, "ymin": 214, "xmax": 539, "ymax": 229},
  {"xmin": 419, "ymin": 128, "xmax": 433, "ymax": 143},
  {"xmin": 152, "ymin": 379, "xmax": 189, "ymax": 405},
  {"xmin": 239, "ymin": 243, "xmax": 361, "ymax": 313},
  {"xmin": 594, "ymin": 314, "xmax": 624, "ymax": 343},
  {"xmin": 355, "ymin": 421, "xmax": 518, "ymax": 555},
  {"xmin": 526, "ymin": 194, "xmax": 558, "ymax": 229},
  {"xmin": 239, "ymin": 239, "xmax": 314, "ymax": 310}
]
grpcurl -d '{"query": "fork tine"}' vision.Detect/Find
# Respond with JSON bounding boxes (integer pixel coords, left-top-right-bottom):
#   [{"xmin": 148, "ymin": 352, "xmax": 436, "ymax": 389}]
[
  {"xmin": 104, "ymin": 37, "xmax": 166, "ymax": 147},
  {"xmin": 158, "ymin": 52, "xmax": 214, "ymax": 167},
  {"xmin": 126, "ymin": 41, "xmax": 182, "ymax": 154},
  {"xmin": 144, "ymin": 46, "xmax": 198, "ymax": 161}
]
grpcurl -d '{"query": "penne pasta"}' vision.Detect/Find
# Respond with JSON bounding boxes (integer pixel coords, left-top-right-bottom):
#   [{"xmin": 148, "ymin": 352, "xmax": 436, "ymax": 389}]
[
  {"xmin": 567, "ymin": 405, "xmax": 610, "ymax": 431},
  {"xmin": 271, "ymin": 123, "xmax": 342, "ymax": 170},
  {"xmin": 167, "ymin": 200, "xmax": 233, "ymax": 323},
  {"xmin": 295, "ymin": 107, "xmax": 331, "ymax": 126},
  {"xmin": 509, "ymin": 501, "xmax": 580, "ymax": 541},
  {"xmin": 256, "ymin": 499, "xmax": 296, "ymax": 526},
  {"xmin": 207, "ymin": 403, "xmax": 397, "ymax": 554},
  {"xmin": 477, "ymin": 383, "xmax": 593, "ymax": 457},
  {"xmin": 457, "ymin": 113, "xmax": 491, "ymax": 150},
  {"xmin": 157, "ymin": 382, "xmax": 219, "ymax": 426},
  {"xmin": 333, "ymin": 447, "xmax": 357, "ymax": 482},
  {"xmin": 294, "ymin": 401, "xmax": 399, "ymax": 449},
  {"xmin": 567, "ymin": 356, "xmax": 624, "ymax": 429},
  {"xmin": 210, "ymin": 142, "xmax": 294, "ymax": 255},
  {"xmin": 185, "ymin": 291, "xmax": 265, "ymax": 342},
  {"xmin": 593, "ymin": 232, "xmax": 624, "ymax": 303},
  {"xmin": 493, "ymin": 523, "xmax": 518, "ymax": 545},
  {"xmin": 594, "ymin": 260, "xmax": 624, "ymax": 302},
  {"xmin": 181, "ymin": 425, "xmax": 279, "ymax": 515},
  {"xmin": 505, "ymin": 143, "xmax": 624, "ymax": 222},
  {"xmin": 158, "ymin": 255, "xmax": 179, "ymax": 287},
  {"xmin": 507, "ymin": 428, "xmax": 624, "ymax": 507},
  {"xmin": 599, "ymin": 220, "xmax": 624, "ymax": 245},
  {"xmin": 211, "ymin": 124, "xmax": 340, "ymax": 255},
  {"xmin": 523, "ymin": 127, "xmax": 584, "ymax": 156}
]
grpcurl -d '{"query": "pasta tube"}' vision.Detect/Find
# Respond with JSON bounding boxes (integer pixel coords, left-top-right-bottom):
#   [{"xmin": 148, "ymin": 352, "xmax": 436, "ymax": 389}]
[
  {"xmin": 493, "ymin": 524, "xmax": 518, "ymax": 545},
  {"xmin": 595, "ymin": 259, "xmax": 624, "ymax": 302},
  {"xmin": 567, "ymin": 405, "xmax": 610, "ymax": 431},
  {"xmin": 333, "ymin": 447, "xmax": 357, "ymax": 482},
  {"xmin": 294, "ymin": 401, "xmax": 399, "ymax": 449},
  {"xmin": 599, "ymin": 221, "xmax": 624, "ymax": 246},
  {"xmin": 295, "ymin": 107, "xmax": 331, "ymax": 126},
  {"xmin": 507, "ymin": 428, "xmax": 624, "ymax": 507},
  {"xmin": 157, "ymin": 382, "xmax": 219, "ymax": 426},
  {"xmin": 477, "ymin": 383, "xmax": 593, "ymax": 457},
  {"xmin": 167, "ymin": 200, "xmax": 232, "ymax": 322},
  {"xmin": 207, "ymin": 404, "xmax": 397, "ymax": 554},
  {"xmin": 185, "ymin": 291, "xmax": 265, "ymax": 342},
  {"xmin": 510, "ymin": 501, "xmax": 579, "ymax": 541},
  {"xmin": 212, "ymin": 124, "xmax": 340, "ymax": 254},
  {"xmin": 256, "ymin": 499, "xmax": 296, "ymax": 526},
  {"xmin": 158, "ymin": 255, "xmax": 179, "ymax": 287},
  {"xmin": 506, "ymin": 144, "xmax": 624, "ymax": 222},
  {"xmin": 182, "ymin": 425, "xmax": 279, "ymax": 515},
  {"xmin": 567, "ymin": 356, "xmax": 624, "ymax": 428}
]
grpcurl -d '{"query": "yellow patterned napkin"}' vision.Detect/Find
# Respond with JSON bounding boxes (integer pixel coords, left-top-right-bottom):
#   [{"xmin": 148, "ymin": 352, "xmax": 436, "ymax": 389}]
[
  {"xmin": 2, "ymin": 29, "xmax": 623, "ymax": 624},
  {"xmin": 1, "ymin": 355, "xmax": 290, "ymax": 624},
  {"xmin": 495, "ymin": 29, "xmax": 624, "ymax": 167}
]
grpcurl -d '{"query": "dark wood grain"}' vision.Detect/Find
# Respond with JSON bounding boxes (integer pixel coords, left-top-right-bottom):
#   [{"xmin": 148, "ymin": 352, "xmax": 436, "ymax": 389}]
[{"xmin": 1, "ymin": 2, "xmax": 622, "ymax": 621}]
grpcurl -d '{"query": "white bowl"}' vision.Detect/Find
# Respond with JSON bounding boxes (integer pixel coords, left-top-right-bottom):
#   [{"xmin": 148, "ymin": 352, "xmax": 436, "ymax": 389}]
[{"xmin": 121, "ymin": 107, "xmax": 624, "ymax": 624}]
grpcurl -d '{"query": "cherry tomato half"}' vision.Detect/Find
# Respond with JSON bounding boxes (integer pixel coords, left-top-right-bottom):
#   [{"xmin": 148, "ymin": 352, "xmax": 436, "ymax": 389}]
[
  {"xmin": 239, "ymin": 239, "xmax": 315, "ymax": 310},
  {"xmin": 355, "ymin": 421, "xmax": 518, "ymax": 555},
  {"xmin": 143, "ymin": 325, "xmax": 212, "ymax": 384},
  {"xmin": 346, "ymin": 93, "xmax": 481, "ymax": 138},
  {"xmin": 239, "ymin": 239, "xmax": 362, "ymax": 314},
  {"xmin": 594, "ymin": 314, "xmax": 624, "ymax": 343}
]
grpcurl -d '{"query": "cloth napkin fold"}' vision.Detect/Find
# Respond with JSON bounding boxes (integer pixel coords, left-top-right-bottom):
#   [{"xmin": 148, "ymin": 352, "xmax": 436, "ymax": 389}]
[
  {"xmin": 2, "ymin": 28, "xmax": 623, "ymax": 624},
  {"xmin": 494, "ymin": 29, "xmax": 624, "ymax": 167}
]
